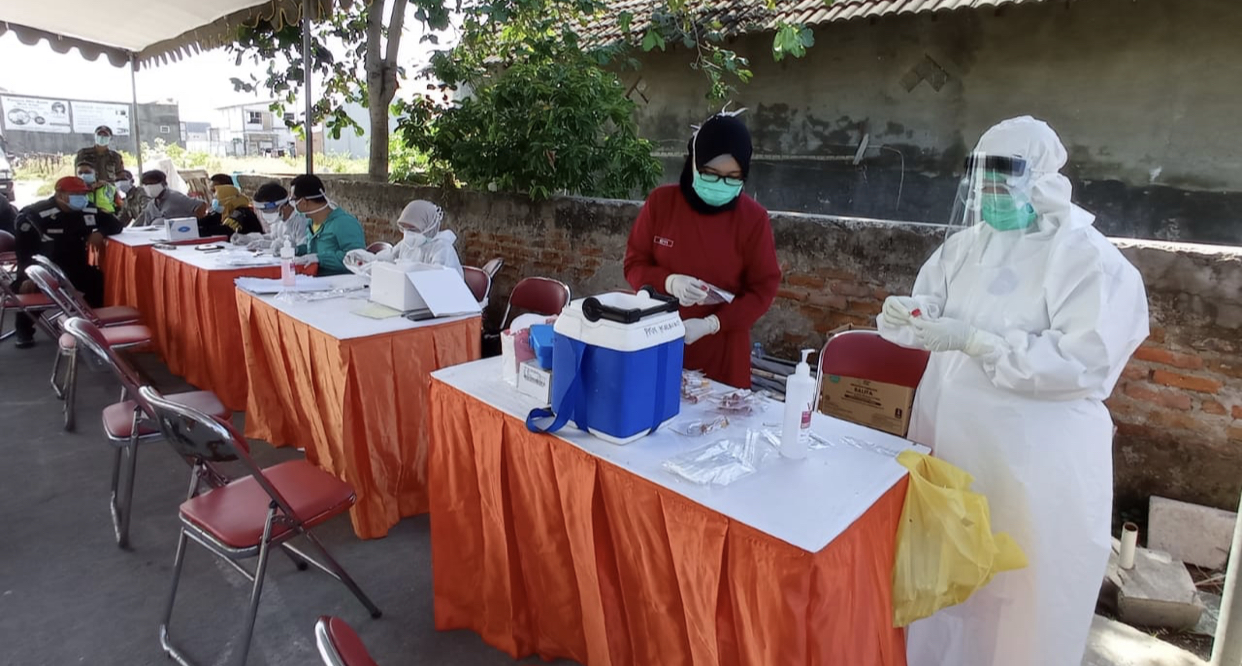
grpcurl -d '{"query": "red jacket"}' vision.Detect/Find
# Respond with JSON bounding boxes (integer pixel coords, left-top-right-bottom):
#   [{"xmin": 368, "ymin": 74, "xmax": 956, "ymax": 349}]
[{"xmin": 624, "ymin": 185, "xmax": 782, "ymax": 388}]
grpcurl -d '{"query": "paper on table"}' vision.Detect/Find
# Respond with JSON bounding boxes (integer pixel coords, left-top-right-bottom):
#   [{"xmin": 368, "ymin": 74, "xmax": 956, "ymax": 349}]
[
  {"xmin": 353, "ymin": 302, "xmax": 404, "ymax": 319},
  {"xmin": 407, "ymin": 269, "xmax": 483, "ymax": 317},
  {"xmin": 235, "ymin": 275, "xmax": 360, "ymax": 294}
]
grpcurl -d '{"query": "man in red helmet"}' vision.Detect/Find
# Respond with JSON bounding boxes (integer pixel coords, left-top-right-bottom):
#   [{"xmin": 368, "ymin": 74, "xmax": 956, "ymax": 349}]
[{"xmin": 11, "ymin": 176, "xmax": 122, "ymax": 348}]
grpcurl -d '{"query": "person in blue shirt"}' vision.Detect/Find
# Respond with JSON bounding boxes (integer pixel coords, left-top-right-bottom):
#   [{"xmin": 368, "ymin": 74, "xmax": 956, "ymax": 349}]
[{"xmin": 288, "ymin": 174, "xmax": 366, "ymax": 276}]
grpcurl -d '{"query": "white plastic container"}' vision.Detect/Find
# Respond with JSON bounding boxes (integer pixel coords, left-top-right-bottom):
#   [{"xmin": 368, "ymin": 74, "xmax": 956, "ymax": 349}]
[
  {"xmin": 548, "ymin": 290, "xmax": 684, "ymax": 445},
  {"xmin": 280, "ymin": 241, "xmax": 296, "ymax": 286},
  {"xmin": 165, "ymin": 216, "xmax": 198, "ymax": 242},
  {"xmin": 781, "ymin": 349, "xmax": 816, "ymax": 460}
]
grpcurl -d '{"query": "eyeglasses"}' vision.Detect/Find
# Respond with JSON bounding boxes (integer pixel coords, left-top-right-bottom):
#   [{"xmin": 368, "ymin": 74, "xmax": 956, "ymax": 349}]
[{"xmin": 698, "ymin": 172, "xmax": 745, "ymax": 187}]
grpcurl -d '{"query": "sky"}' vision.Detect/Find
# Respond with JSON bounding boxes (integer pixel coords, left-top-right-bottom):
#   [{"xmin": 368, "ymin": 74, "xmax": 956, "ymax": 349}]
[{"xmin": 0, "ymin": 7, "xmax": 447, "ymax": 125}]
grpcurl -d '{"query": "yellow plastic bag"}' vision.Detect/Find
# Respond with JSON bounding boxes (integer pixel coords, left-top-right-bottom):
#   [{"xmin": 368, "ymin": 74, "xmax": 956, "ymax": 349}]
[{"xmin": 892, "ymin": 450, "xmax": 1028, "ymax": 627}]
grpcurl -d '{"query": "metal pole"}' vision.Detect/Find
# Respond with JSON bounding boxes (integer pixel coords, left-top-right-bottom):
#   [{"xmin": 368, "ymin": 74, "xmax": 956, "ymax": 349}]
[
  {"xmin": 130, "ymin": 53, "xmax": 143, "ymax": 175},
  {"xmin": 1211, "ymin": 491, "xmax": 1242, "ymax": 665},
  {"xmin": 302, "ymin": 0, "xmax": 314, "ymax": 174}
]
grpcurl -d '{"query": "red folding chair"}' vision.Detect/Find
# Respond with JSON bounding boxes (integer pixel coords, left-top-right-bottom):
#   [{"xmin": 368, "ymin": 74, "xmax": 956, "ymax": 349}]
[
  {"xmin": 315, "ymin": 616, "xmax": 380, "ymax": 666},
  {"xmin": 140, "ymin": 386, "xmax": 382, "ymax": 666},
  {"xmin": 33, "ymin": 254, "xmax": 142, "ymax": 326},
  {"xmin": 462, "ymin": 265, "xmax": 491, "ymax": 305},
  {"xmin": 25, "ymin": 265, "xmax": 152, "ymax": 431},
  {"xmin": 63, "ymin": 317, "xmax": 231, "ymax": 548},
  {"xmin": 0, "ymin": 229, "xmax": 17, "ymax": 277},
  {"xmin": 500, "ymin": 276, "xmax": 571, "ymax": 329},
  {"xmin": 819, "ymin": 328, "xmax": 931, "ymax": 436}
]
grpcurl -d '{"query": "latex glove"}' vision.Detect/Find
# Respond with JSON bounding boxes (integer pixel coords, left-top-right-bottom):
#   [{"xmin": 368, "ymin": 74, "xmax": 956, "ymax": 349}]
[
  {"xmin": 881, "ymin": 296, "xmax": 922, "ymax": 329},
  {"xmin": 293, "ymin": 253, "xmax": 319, "ymax": 267},
  {"xmin": 683, "ymin": 315, "xmax": 720, "ymax": 346},
  {"xmin": 343, "ymin": 249, "xmax": 377, "ymax": 275},
  {"xmin": 666, "ymin": 274, "xmax": 710, "ymax": 307},
  {"xmin": 913, "ymin": 317, "xmax": 1003, "ymax": 358}
]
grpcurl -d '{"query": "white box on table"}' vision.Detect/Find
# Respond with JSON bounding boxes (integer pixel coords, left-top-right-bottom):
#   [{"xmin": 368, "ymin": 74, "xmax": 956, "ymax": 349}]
[
  {"xmin": 369, "ymin": 262, "xmax": 432, "ymax": 311},
  {"xmin": 517, "ymin": 361, "xmax": 552, "ymax": 405},
  {"xmin": 165, "ymin": 217, "xmax": 199, "ymax": 242}
]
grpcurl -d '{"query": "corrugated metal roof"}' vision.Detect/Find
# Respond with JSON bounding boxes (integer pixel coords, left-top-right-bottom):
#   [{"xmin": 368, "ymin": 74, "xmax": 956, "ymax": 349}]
[{"xmin": 580, "ymin": 0, "xmax": 1053, "ymax": 46}]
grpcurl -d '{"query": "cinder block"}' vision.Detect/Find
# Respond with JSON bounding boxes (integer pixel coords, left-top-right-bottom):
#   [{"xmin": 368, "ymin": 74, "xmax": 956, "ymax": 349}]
[
  {"xmin": 1148, "ymin": 496, "xmax": 1236, "ymax": 569},
  {"xmin": 1116, "ymin": 547, "xmax": 1202, "ymax": 630}
]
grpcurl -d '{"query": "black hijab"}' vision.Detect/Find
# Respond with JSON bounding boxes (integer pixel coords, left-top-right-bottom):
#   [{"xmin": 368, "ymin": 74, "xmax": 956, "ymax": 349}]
[{"xmin": 678, "ymin": 114, "xmax": 754, "ymax": 215}]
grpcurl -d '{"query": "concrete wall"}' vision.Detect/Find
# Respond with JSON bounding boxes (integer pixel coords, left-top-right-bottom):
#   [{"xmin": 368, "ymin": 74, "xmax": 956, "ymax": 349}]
[
  {"xmin": 2, "ymin": 101, "xmax": 182, "ymax": 155},
  {"xmin": 623, "ymin": 0, "xmax": 1242, "ymax": 245},
  {"xmin": 239, "ymin": 175, "xmax": 1242, "ymax": 513}
]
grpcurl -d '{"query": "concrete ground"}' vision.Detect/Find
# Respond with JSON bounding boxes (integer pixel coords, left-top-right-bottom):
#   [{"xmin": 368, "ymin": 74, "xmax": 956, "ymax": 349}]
[{"xmin": 0, "ymin": 324, "xmax": 1211, "ymax": 666}]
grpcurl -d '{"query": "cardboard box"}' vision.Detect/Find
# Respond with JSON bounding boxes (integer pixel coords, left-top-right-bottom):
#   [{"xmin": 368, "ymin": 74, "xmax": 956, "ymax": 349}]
[
  {"xmin": 819, "ymin": 374, "xmax": 915, "ymax": 437},
  {"xmin": 517, "ymin": 360, "xmax": 552, "ymax": 405}
]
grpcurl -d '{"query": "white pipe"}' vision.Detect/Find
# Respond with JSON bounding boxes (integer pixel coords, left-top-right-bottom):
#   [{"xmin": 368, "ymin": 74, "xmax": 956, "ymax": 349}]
[
  {"xmin": 130, "ymin": 53, "xmax": 143, "ymax": 175},
  {"xmin": 302, "ymin": 0, "xmax": 314, "ymax": 174},
  {"xmin": 1210, "ymin": 490, "xmax": 1242, "ymax": 665},
  {"xmin": 1119, "ymin": 522, "xmax": 1138, "ymax": 570}
]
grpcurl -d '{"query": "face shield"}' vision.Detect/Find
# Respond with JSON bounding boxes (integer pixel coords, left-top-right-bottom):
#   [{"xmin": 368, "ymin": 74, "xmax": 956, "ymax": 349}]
[{"xmin": 948, "ymin": 153, "xmax": 1039, "ymax": 236}]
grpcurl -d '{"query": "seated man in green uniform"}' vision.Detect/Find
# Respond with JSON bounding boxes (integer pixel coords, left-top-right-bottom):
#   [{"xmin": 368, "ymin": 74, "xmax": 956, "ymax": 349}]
[{"xmin": 289, "ymin": 174, "xmax": 365, "ymax": 276}]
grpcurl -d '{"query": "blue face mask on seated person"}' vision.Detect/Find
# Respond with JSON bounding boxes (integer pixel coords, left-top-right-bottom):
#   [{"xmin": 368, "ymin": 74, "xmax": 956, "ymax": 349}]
[
  {"xmin": 211, "ymin": 198, "xmax": 222, "ymax": 213},
  {"xmin": 79, "ymin": 172, "xmax": 97, "ymax": 185},
  {"xmin": 68, "ymin": 194, "xmax": 89, "ymax": 211}
]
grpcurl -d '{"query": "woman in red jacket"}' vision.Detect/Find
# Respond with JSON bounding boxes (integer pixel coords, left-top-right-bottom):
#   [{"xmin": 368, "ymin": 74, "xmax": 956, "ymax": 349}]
[{"xmin": 624, "ymin": 112, "xmax": 782, "ymax": 388}]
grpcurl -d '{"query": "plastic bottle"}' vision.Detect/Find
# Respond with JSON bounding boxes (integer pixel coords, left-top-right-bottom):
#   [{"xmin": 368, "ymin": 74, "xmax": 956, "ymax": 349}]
[
  {"xmin": 781, "ymin": 349, "xmax": 816, "ymax": 460},
  {"xmin": 280, "ymin": 241, "xmax": 296, "ymax": 287}
]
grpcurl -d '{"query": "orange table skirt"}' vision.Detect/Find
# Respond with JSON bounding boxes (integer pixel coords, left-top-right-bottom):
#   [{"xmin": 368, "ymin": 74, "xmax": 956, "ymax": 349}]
[
  {"xmin": 147, "ymin": 252, "xmax": 302, "ymax": 411},
  {"xmin": 237, "ymin": 290, "xmax": 482, "ymax": 539},
  {"xmin": 428, "ymin": 379, "xmax": 910, "ymax": 666},
  {"xmin": 102, "ymin": 241, "xmax": 155, "ymax": 315}
]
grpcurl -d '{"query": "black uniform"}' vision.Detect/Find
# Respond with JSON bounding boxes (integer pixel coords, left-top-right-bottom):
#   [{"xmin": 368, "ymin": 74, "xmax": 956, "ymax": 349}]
[
  {"xmin": 13, "ymin": 197, "xmax": 122, "ymax": 341},
  {"xmin": 0, "ymin": 193, "xmax": 16, "ymax": 234},
  {"xmin": 198, "ymin": 206, "xmax": 264, "ymax": 238}
]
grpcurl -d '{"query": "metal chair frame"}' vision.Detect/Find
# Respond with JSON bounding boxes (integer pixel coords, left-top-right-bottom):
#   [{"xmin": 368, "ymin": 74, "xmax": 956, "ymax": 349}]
[
  {"xmin": 0, "ymin": 265, "xmax": 61, "ymax": 344},
  {"xmin": 314, "ymin": 616, "xmax": 379, "ymax": 666},
  {"xmin": 480, "ymin": 257, "xmax": 503, "ymax": 279},
  {"xmin": 26, "ymin": 263, "xmax": 148, "ymax": 431},
  {"xmin": 140, "ymin": 386, "xmax": 381, "ymax": 666},
  {"xmin": 500, "ymin": 276, "xmax": 571, "ymax": 330}
]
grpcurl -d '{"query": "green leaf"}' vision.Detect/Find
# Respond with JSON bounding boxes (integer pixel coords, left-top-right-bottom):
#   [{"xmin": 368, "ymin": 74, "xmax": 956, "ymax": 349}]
[
  {"xmin": 641, "ymin": 29, "xmax": 665, "ymax": 52},
  {"xmin": 618, "ymin": 11, "xmax": 633, "ymax": 34}
]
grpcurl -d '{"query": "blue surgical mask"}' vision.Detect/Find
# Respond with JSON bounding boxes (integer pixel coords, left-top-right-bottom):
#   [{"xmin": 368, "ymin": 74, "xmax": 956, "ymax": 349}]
[
  {"xmin": 68, "ymin": 194, "xmax": 89, "ymax": 211},
  {"xmin": 211, "ymin": 198, "xmax": 222, "ymax": 213},
  {"xmin": 79, "ymin": 173, "xmax": 97, "ymax": 185},
  {"xmin": 692, "ymin": 168, "xmax": 744, "ymax": 207}
]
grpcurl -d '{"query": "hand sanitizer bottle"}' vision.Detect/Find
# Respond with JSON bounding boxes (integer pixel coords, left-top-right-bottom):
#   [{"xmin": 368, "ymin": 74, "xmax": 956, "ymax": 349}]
[{"xmin": 781, "ymin": 349, "xmax": 816, "ymax": 460}]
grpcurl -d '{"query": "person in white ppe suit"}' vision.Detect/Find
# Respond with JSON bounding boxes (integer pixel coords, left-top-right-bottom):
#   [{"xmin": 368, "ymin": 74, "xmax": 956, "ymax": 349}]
[
  {"xmin": 878, "ymin": 116, "xmax": 1149, "ymax": 666},
  {"xmin": 343, "ymin": 200, "xmax": 463, "ymax": 278}
]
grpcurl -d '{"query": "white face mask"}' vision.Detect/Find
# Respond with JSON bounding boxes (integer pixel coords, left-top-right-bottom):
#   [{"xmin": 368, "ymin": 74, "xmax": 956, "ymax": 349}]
[
  {"xmin": 116, "ymin": 180, "xmax": 132, "ymax": 193},
  {"xmin": 259, "ymin": 210, "xmax": 283, "ymax": 225},
  {"xmin": 143, "ymin": 183, "xmax": 165, "ymax": 198},
  {"xmin": 402, "ymin": 229, "xmax": 430, "ymax": 247}
]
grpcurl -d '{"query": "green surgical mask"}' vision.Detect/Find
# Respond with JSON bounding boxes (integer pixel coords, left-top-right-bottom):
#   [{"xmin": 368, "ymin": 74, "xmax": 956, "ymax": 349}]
[
  {"xmin": 980, "ymin": 193, "xmax": 1037, "ymax": 231},
  {"xmin": 692, "ymin": 169, "xmax": 743, "ymax": 207}
]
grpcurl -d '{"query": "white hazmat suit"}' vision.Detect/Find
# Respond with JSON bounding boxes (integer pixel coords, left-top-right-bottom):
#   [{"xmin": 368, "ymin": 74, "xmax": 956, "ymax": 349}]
[
  {"xmin": 878, "ymin": 117, "xmax": 1149, "ymax": 666},
  {"xmin": 343, "ymin": 200, "xmax": 463, "ymax": 277}
]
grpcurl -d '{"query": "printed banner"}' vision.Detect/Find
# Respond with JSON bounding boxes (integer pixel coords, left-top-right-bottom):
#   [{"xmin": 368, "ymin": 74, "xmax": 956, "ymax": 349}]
[
  {"xmin": 71, "ymin": 101, "xmax": 131, "ymax": 135},
  {"xmin": 1, "ymin": 95, "xmax": 72, "ymax": 134}
]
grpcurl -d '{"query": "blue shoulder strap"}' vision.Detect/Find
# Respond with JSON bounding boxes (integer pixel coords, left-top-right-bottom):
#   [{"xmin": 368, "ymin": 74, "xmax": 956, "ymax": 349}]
[{"xmin": 526, "ymin": 335, "xmax": 585, "ymax": 434}]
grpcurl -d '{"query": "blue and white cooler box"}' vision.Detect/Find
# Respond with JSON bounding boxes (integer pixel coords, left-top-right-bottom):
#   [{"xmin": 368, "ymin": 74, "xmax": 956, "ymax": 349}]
[{"xmin": 526, "ymin": 288, "xmax": 684, "ymax": 445}]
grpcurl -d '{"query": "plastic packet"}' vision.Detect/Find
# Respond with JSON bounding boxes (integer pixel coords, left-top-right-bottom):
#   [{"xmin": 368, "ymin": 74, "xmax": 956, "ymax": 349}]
[
  {"xmin": 670, "ymin": 415, "xmax": 730, "ymax": 437},
  {"xmin": 702, "ymin": 282, "xmax": 735, "ymax": 305},
  {"xmin": 715, "ymin": 389, "xmax": 762, "ymax": 416},
  {"xmin": 681, "ymin": 370, "xmax": 716, "ymax": 403},
  {"xmin": 663, "ymin": 429, "xmax": 776, "ymax": 486}
]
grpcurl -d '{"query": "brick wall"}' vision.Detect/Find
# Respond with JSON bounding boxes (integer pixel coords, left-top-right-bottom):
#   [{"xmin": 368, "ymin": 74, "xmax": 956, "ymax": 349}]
[{"xmin": 239, "ymin": 176, "xmax": 1242, "ymax": 512}]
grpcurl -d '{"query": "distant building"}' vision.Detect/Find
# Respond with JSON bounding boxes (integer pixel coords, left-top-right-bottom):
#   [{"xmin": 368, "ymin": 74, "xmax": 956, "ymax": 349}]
[
  {"xmin": 184, "ymin": 121, "xmax": 211, "ymax": 152},
  {"xmin": 213, "ymin": 101, "xmax": 296, "ymax": 157}
]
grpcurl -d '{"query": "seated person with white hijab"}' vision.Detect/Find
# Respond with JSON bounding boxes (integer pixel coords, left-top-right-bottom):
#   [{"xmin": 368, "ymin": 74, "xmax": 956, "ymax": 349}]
[{"xmin": 343, "ymin": 200, "xmax": 463, "ymax": 278}]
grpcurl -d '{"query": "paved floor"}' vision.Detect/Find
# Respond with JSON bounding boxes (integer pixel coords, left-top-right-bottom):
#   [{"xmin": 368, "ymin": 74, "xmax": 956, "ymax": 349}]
[
  {"xmin": 0, "ymin": 338, "xmax": 555, "ymax": 666},
  {"xmin": 0, "ymin": 320, "xmax": 1211, "ymax": 666}
]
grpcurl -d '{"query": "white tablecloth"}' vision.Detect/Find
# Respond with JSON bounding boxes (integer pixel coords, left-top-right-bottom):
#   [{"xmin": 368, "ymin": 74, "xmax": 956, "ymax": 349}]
[
  {"xmin": 107, "ymin": 229, "xmax": 166, "ymax": 247},
  {"xmin": 246, "ymin": 283, "xmax": 479, "ymax": 341},
  {"xmin": 432, "ymin": 357, "xmax": 927, "ymax": 553},
  {"xmin": 153, "ymin": 245, "xmax": 281, "ymax": 271}
]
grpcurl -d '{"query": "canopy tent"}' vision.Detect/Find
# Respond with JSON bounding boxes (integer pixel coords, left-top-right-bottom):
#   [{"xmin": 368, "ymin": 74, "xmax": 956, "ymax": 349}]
[{"xmin": 0, "ymin": 0, "xmax": 351, "ymax": 171}]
